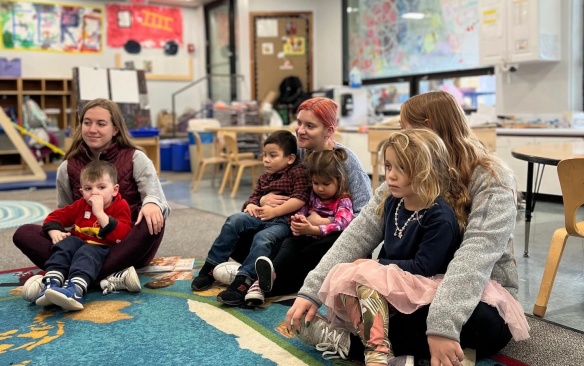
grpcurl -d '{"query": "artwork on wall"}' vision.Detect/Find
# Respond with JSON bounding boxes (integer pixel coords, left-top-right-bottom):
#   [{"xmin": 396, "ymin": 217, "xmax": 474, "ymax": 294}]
[
  {"xmin": 346, "ymin": 0, "xmax": 480, "ymax": 79},
  {"xmin": 106, "ymin": 4, "xmax": 183, "ymax": 49},
  {"xmin": 0, "ymin": 1, "xmax": 103, "ymax": 53}
]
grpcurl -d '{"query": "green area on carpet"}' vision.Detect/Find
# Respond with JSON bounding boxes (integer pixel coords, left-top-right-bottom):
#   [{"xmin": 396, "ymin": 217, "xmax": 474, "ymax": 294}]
[{"xmin": 0, "ymin": 266, "xmax": 526, "ymax": 366}]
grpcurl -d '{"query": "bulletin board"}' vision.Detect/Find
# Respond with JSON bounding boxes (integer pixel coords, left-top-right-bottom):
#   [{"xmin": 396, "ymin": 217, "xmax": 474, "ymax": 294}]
[{"xmin": 250, "ymin": 12, "xmax": 313, "ymax": 101}]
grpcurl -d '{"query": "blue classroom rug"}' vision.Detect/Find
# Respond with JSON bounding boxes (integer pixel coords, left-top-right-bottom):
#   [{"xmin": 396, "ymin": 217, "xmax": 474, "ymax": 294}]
[
  {"xmin": 0, "ymin": 265, "xmax": 527, "ymax": 366},
  {"xmin": 0, "ymin": 200, "xmax": 51, "ymax": 230}
]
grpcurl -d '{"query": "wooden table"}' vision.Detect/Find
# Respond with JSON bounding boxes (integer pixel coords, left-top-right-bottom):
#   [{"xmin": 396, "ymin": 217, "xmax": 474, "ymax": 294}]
[
  {"xmin": 512, "ymin": 141, "xmax": 584, "ymax": 257},
  {"xmin": 367, "ymin": 125, "xmax": 497, "ymax": 190}
]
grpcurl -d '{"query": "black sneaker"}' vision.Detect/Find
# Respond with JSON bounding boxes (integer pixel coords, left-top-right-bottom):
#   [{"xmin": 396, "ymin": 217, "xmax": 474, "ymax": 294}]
[
  {"xmin": 217, "ymin": 274, "xmax": 253, "ymax": 306},
  {"xmin": 191, "ymin": 261, "xmax": 216, "ymax": 291}
]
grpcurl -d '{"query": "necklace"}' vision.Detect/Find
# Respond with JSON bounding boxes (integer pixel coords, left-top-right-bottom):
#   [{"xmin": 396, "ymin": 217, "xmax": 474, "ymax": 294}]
[{"xmin": 393, "ymin": 198, "xmax": 423, "ymax": 239}]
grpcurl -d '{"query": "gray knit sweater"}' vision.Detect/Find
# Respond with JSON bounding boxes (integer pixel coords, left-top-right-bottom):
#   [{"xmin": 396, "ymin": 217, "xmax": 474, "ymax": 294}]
[
  {"xmin": 298, "ymin": 163, "xmax": 518, "ymax": 342},
  {"xmin": 56, "ymin": 150, "xmax": 170, "ymax": 218}
]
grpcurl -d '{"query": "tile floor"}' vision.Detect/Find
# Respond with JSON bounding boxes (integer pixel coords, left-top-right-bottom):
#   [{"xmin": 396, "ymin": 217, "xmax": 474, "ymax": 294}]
[{"xmin": 161, "ymin": 171, "xmax": 584, "ymax": 333}]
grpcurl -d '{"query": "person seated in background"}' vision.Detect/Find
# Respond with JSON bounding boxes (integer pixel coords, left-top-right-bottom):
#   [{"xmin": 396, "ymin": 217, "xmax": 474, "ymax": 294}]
[
  {"xmin": 191, "ymin": 130, "xmax": 311, "ymax": 306},
  {"xmin": 23, "ymin": 161, "xmax": 134, "ymax": 311},
  {"xmin": 250, "ymin": 148, "xmax": 354, "ymax": 307},
  {"xmin": 13, "ymin": 98, "xmax": 170, "ymax": 287}
]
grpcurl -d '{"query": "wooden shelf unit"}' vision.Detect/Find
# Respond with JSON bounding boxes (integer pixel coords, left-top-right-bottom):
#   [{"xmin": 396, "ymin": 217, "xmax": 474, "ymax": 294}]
[{"xmin": 0, "ymin": 77, "xmax": 76, "ymax": 130}]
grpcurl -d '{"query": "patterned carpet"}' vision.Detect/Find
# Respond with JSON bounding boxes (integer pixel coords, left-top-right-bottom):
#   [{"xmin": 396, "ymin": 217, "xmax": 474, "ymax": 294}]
[
  {"xmin": 0, "ymin": 265, "xmax": 531, "ymax": 366},
  {"xmin": 0, "ymin": 200, "xmax": 51, "ymax": 230}
]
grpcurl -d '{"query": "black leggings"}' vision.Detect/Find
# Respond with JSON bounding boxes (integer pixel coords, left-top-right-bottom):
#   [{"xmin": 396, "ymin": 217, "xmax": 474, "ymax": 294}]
[
  {"xmin": 230, "ymin": 232, "xmax": 341, "ymax": 296},
  {"xmin": 348, "ymin": 302, "xmax": 513, "ymax": 361}
]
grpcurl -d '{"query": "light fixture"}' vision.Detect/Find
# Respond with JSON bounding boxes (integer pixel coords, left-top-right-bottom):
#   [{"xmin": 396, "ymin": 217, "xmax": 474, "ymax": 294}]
[{"xmin": 401, "ymin": 12, "xmax": 425, "ymax": 20}]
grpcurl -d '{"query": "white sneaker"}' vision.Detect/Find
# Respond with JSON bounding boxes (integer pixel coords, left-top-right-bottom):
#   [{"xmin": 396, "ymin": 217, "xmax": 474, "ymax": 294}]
[
  {"xmin": 21, "ymin": 274, "xmax": 44, "ymax": 303},
  {"xmin": 244, "ymin": 280, "xmax": 265, "ymax": 306},
  {"xmin": 255, "ymin": 256, "xmax": 275, "ymax": 292},
  {"xmin": 100, "ymin": 267, "xmax": 141, "ymax": 295},
  {"xmin": 297, "ymin": 313, "xmax": 350, "ymax": 360},
  {"xmin": 213, "ymin": 261, "xmax": 241, "ymax": 286}
]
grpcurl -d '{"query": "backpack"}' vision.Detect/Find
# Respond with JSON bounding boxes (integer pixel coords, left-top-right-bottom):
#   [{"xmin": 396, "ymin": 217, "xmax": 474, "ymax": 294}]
[{"xmin": 277, "ymin": 76, "xmax": 303, "ymax": 105}]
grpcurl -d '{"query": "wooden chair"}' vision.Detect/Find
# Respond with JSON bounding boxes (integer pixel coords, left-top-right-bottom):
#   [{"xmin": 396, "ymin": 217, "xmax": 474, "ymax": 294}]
[
  {"xmin": 218, "ymin": 133, "xmax": 264, "ymax": 198},
  {"xmin": 190, "ymin": 131, "xmax": 229, "ymax": 192},
  {"xmin": 533, "ymin": 157, "xmax": 584, "ymax": 317}
]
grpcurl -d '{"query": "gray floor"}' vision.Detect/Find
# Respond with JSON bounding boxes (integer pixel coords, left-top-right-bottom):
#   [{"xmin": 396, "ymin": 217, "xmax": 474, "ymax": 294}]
[{"xmin": 162, "ymin": 171, "xmax": 584, "ymax": 333}]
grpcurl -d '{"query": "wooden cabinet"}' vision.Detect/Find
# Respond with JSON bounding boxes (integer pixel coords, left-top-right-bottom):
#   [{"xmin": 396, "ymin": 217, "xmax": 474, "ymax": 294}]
[{"xmin": 0, "ymin": 77, "xmax": 76, "ymax": 130}]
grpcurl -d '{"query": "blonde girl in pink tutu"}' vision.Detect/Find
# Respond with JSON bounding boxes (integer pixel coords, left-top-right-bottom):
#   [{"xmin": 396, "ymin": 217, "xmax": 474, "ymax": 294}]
[{"xmin": 286, "ymin": 91, "xmax": 529, "ymax": 366}]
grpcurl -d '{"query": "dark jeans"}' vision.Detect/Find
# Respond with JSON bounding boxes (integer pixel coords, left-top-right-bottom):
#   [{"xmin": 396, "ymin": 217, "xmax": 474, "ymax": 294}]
[
  {"xmin": 13, "ymin": 220, "xmax": 164, "ymax": 281},
  {"xmin": 45, "ymin": 236, "xmax": 110, "ymax": 285},
  {"xmin": 206, "ymin": 212, "xmax": 290, "ymax": 278},
  {"xmin": 348, "ymin": 302, "xmax": 513, "ymax": 361},
  {"xmin": 231, "ymin": 231, "xmax": 341, "ymax": 296}
]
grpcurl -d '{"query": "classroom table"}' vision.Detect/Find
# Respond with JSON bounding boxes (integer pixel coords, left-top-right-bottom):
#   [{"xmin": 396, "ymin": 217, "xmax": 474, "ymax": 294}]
[
  {"xmin": 512, "ymin": 141, "xmax": 584, "ymax": 257},
  {"xmin": 367, "ymin": 125, "xmax": 497, "ymax": 191}
]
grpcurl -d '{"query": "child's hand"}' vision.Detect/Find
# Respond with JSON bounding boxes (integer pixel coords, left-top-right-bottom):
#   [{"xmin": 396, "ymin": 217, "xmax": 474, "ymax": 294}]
[
  {"xmin": 290, "ymin": 213, "xmax": 305, "ymax": 223},
  {"xmin": 290, "ymin": 215, "xmax": 314, "ymax": 236},
  {"xmin": 244, "ymin": 204, "xmax": 260, "ymax": 217},
  {"xmin": 88, "ymin": 195, "xmax": 105, "ymax": 216},
  {"xmin": 306, "ymin": 210, "xmax": 327, "ymax": 225},
  {"xmin": 48, "ymin": 230, "xmax": 71, "ymax": 244},
  {"xmin": 257, "ymin": 206, "xmax": 277, "ymax": 221}
]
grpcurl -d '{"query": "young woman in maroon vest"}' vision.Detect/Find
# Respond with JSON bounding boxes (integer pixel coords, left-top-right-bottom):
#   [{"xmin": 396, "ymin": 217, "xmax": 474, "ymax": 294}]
[{"xmin": 13, "ymin": 98, "xmax": 170, "ymax": 281}]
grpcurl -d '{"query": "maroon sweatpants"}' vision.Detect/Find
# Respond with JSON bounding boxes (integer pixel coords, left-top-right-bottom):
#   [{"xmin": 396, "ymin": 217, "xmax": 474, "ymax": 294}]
[{"xmin": 13, "ymin": 220, "xmax": 164, "ymax": 281}]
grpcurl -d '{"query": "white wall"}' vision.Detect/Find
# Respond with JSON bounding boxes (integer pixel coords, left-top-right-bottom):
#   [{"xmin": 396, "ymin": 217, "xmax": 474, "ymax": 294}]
[
  {"xmin": 2, "ymin": 2, "xmax": 207, "ymax": 125},
  {"xmin": 496, "ymin": 0, "xmax": 583, "ymax": 114}
]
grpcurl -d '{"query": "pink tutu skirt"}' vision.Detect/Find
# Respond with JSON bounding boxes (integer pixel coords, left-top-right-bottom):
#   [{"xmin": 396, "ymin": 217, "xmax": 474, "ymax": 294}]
[{"xmin": 318, "ymin": 260, "xmax": 530, "ymax": 341}]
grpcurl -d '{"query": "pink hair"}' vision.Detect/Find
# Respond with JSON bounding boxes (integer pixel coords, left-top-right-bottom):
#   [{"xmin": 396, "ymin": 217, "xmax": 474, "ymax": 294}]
[{"xmin": 296, "ymin": 97, "xmax": 339, "ymax": 130}]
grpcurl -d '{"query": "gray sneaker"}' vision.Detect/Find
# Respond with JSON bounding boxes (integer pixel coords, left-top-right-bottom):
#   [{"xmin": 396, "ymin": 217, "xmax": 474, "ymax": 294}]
[
  {"xmin": 296, "ymin": 313, "xmax": 350, "ymax": 360},
  {"xmin": 213, "ymin": 261, "xmax": 241, "ymax": 285},
  {"xmin": 100, "ymin": 266, "xmax": 141, "ymax": 295}
]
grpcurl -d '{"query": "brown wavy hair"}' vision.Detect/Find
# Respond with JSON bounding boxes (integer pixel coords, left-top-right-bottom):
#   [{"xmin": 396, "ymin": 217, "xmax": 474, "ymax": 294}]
[
  {"xmin": 64, "ymin": 99, "xmax": 140, "ymax": 160},
  {"xmin": 303, "ymin": 148, "xmax": 350, "ymax": 199}
]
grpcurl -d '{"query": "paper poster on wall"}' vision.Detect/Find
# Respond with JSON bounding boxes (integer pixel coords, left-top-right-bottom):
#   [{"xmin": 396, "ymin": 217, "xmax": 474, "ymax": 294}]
[
  {"xmin": 256, "ymin": 19, "xmax": 278, "ymax": 37},
  {"xmin": 106, "ymin": 4, "xmax": 183, "ymax": 48},
  {"xmin": 283, "ymin": 36, "xmax": 305, "ymax": 55},
  {"xmin": 261, "ymin": 42, "xmax": 274, "ymax": 55},
  {"xmin": 78, "ymin": 67, "xmax": 109, "ymax": 101},
  {"xmin": 109, "ymin": 69, "xmax": 140, "ymax": 104},
  {"xmin": 0, "ymin": 1, "xmax": 103, "ymax": 53}
]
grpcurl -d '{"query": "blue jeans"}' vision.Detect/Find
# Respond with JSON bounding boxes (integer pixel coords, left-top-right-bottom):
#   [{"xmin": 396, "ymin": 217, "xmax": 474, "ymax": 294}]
[{"xmin": 206, "ymin": 212, "xmax": 290, "ymax": 279}]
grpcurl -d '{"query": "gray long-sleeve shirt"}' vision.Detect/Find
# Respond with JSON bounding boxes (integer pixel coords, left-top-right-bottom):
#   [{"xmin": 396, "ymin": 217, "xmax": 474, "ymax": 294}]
[{"xmin": 298, "ymin": 163, "xmax": 518, "ymax": 342}]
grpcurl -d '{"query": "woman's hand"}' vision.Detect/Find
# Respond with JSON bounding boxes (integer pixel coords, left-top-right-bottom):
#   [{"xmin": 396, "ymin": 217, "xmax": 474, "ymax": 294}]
[
  {"xmin": 136, "ymin": 203, "xmax": 164, "ymax": 235},
  {"xmin": 428, "ymin": 335, "xmax": 464, "ymax": 366},
  {"xmin": 285, "ymin": 297, "xmax": 318, "ymax": 334},
  {"xmin": 48, "ymin": 230, "xmax": 70, "ymax": 244},
  {"xmin": 260, "ymin": 193, "xmax": 289, "ymax": 207}
]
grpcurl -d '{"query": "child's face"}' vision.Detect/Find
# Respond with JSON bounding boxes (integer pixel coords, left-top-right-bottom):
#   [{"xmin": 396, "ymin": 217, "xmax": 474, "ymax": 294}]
[
  {"xmin": 79, "ymin": 173, "xmax": 119, "ymax": 209},
  {"xmin": 384, "ymin": 147, "xmax": 414, "ymax": 199},
  {"xmin": 311, "ymin": 175, "xmax": 339, "ymax": 201},
  {"xmin": 262, "ymin": 143, "xmax": 294, "ymax": 174}
]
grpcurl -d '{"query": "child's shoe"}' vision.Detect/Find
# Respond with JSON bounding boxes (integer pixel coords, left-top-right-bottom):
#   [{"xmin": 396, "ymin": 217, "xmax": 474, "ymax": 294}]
[
  {"xmin": 191, "ymin": 261, "xmax": 216, "ymax": 291},
  {"xmin": 100, "ymin": 266, "xmax": 141, "ymax": 295},
  {"xmin": 244, "ymin": 280, "xmax": 265, "ymax": 306},
  {"xmin": 35, "ymin": 277, "xmax": 62, "ymax": 307},
  {"xmin": 213, "ymin": 261, "xmax": 241, "ymax": 286},
  {"xmin": 45, "ymin": 280, "xmax": 84, "ymax": 311},
  {"xmin": 216, "ymin": 274, "xmax": 253, "ymax": 306},
  {"xmin": 22, "ymin": 274, "xmax": 44, "ymax": 303},
  {"xmin": 296, "ymin": 313, "xmax": 351, "ymax": 360},
  {"xmin": 255, "ymin": 256, "xmax": 275, "ymax": 292}
]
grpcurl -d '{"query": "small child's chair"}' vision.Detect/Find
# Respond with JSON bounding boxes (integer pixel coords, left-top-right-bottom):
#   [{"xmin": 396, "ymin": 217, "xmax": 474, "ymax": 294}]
[{"xmin": 533, "ymin": 157, "xmax": 584, "ymax": 317}]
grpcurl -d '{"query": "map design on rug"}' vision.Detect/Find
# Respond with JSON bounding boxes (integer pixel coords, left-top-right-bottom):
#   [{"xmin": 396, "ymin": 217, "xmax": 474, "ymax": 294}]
[{"xmin": 0, "ymin": 200, "xmax": 51, "ymax": 230}]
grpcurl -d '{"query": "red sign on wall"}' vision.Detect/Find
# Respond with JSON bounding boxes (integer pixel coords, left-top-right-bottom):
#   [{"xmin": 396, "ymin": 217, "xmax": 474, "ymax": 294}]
[{"xmin": 106, "ymin": 4, "xmax": 183, "ymax": 48}]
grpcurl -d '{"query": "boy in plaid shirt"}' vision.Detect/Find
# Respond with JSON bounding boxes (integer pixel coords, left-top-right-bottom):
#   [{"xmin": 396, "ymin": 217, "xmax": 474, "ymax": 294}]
[{"xmin": 191, "ymin": 130, "xmax": 311, "ymax": 306}]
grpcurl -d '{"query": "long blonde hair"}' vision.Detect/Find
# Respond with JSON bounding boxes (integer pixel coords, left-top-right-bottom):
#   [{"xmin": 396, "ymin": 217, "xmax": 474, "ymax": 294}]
[
  {"xmin": 375, "ymin": 129, "xmax": 467, "ymax": 232},
  {"xmin": 64, "ymin": 99, "xmax": 140, "ymax": 160}
]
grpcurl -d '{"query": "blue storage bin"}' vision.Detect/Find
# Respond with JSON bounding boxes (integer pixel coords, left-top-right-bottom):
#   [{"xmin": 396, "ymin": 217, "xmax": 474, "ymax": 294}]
[
  {"xmin": 160, "ymin": 141, "xmax": 172, "ymax": 171},
  {"xmin": 188, "ymin": 131, "xmax": 214, "ymax": 145},
  {"xmin": 130, "ymin": 128, "xmax": 160, "ymax": 138},
  {"xmin": 170, "ymin": 140, "xmax": 191, "ymax": 172}
]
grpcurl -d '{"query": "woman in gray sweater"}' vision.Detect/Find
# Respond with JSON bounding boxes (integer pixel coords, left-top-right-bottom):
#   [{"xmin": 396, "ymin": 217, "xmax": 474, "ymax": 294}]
[{"xmin": 286, "ymin": 91, "xmax": 528, "ymax": 365}]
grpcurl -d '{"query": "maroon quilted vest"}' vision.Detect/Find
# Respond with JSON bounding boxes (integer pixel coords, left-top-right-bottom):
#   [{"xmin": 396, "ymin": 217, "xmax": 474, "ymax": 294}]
[{"xmin": 67, "ymin": 142, "xmax": 141, "ymax": 221}]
